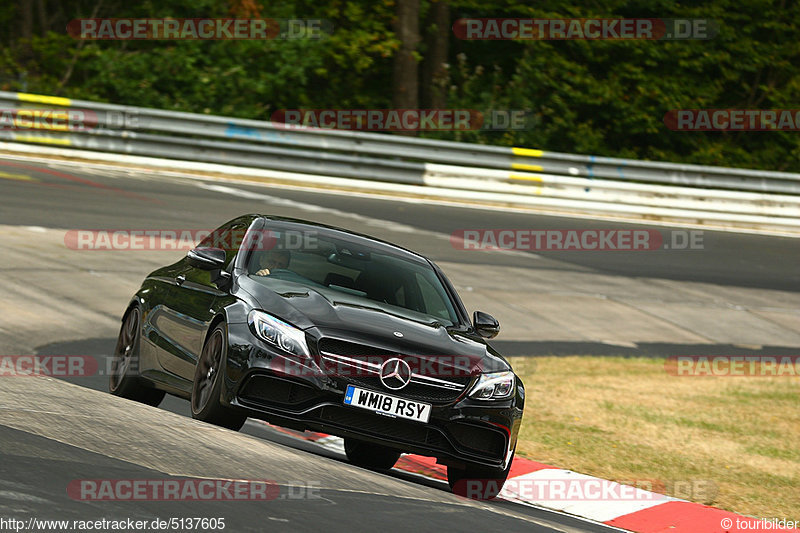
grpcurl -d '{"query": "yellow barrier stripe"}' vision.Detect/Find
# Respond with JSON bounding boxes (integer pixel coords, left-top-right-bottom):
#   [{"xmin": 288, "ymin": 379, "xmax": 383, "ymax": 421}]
[
  {"xmin": 17, "ymin": 93, "xmax": 72, "ymax": 107},
  {"xmin": 0, "ymin": 171, "xmax": 36, "ymax": 181},
  {"xmin": 19, "ymin": 124, "xmax": 71, "ymax": 131},
  {"xmin": 509, "ymin": 173, "xmax": 543, "ymax": 195},
  {"xmin": 512, "ymin": 147, "xmax": 544, "ymax": 158},
  {"xmin": 509, "ymin": 173, "xmax": 543, "ymax": 183},
  {"xmin": 511, "ymin": 163, "xmax": 544, "ymax": 172},
  {"xmin": 12, "ymin": 134, "xmax": 72, "ymax": 146}
]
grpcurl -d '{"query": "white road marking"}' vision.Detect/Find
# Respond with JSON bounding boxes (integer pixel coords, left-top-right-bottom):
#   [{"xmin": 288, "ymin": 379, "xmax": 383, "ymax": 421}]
[
  {"xmin": 0, "ymin": 490, "xmax": 51, "ymax": 503},
  {"xmin": 499, "ymin": 468, "xmax": 674, "ymax": 523},
  {"xmin": 196, "ymin": 182, "xmax": 538, "ymax": 259},
  {"xmin": 198, "ymin": 183, "xmax": 422, "ymax": 233}
]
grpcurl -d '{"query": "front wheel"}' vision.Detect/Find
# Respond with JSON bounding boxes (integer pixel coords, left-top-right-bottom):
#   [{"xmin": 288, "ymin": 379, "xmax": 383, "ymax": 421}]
[
  {"xmin": 447, "ymin": 454, "xmax": 513, "ymax": 500},
  {"xmin": 344, "ymin": 438, "xmax": 401, "ymax": 471},
  {"xmin": 109, "ymin": 305, "xmax": 165, "ymax": 407},
  {"xmin": 190, "ymin": 323, "xmax": 247, "ymax": 431}
]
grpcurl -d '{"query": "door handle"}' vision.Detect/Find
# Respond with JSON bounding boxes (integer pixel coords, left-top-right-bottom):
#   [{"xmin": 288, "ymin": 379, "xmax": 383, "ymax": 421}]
[{"xmin": 176, "ymin": 274, "xmax": 186, "ymax": 285}]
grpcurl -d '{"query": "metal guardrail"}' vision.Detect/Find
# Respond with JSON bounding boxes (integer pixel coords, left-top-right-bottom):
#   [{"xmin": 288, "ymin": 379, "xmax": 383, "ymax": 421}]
[{"xmin": 0, "ymin": 91, "xmax": 798, "ymax": 233}]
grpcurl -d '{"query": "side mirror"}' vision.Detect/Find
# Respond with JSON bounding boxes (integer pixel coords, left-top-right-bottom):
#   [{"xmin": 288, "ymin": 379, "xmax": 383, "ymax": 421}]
[
  {"xmin": 473, "ymin": 311, "xmax": 500, "ymax": 339},
  {"xmin": 187, "ymin": 247, "xmax": 227, "ymax": 270}
]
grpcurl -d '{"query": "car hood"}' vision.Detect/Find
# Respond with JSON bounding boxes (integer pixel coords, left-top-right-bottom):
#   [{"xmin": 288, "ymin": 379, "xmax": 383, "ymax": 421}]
[{"xmin": 238, "ymin": 276, "xmax": 510, "ymax": 375}]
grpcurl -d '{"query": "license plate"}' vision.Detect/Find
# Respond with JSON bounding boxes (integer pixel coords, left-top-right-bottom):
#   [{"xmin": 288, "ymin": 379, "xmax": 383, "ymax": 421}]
[{"xmin": 343, "ymin": 385, "xmax": 431, "ymax": 423}]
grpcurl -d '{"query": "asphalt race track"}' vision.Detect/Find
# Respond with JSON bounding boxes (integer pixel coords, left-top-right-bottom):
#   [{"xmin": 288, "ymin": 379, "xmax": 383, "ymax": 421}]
[
  {"xmin": 1, "ymin": 155, "xmax": 798, "ymax": 532},
  {"xmin": 4, "ymin": 375, "xmax": 623, "ymax": 533},
  {"xmin": 1, "ymin": 157, "xmax": 797, "ymax": 291}
]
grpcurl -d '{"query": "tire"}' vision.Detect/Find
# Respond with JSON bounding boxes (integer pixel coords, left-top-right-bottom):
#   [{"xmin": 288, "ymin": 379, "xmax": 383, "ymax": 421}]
[
  {"xmin": 109, "ymin": 305, "xmax": 166, "ymax": 407},
  {"xmin": 344, "ymin": 438, "xmax": 401, "ymax": 471},
  {"xmin": 190, "ymin": 323, "xmax": 247, "ymax": 431},
  {"xmin": 447, "ymin": 454, "xmax": 513, "ymax": 500}
]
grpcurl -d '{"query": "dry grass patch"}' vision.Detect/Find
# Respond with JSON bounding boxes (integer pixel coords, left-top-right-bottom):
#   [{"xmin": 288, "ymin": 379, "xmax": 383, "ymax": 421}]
[{"xmin": 510, "ymin": 356, "xmax": 799, "ymax": 520}]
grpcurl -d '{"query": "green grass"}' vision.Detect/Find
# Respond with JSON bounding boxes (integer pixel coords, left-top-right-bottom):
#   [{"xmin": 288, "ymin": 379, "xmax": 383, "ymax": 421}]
[{"xmin": 510, "ymin": 356, "xmax": 800, "ymax": 520}]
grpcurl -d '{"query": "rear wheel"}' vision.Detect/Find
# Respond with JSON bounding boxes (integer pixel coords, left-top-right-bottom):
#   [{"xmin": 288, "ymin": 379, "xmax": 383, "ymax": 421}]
[
  {"xmin": 191, "ymin": 323, "xmax": 247, "ymax": 431},
  {"xmin": 344, "ymin": 438, "xmax": 401, "ymax": 470},
  {"xmin": 447, "ymin": 455, "xmax": 513, "ymax": 500},
  {"xmin": 109, "ymin": 305, "xmax": 166, "ymax": 407}
]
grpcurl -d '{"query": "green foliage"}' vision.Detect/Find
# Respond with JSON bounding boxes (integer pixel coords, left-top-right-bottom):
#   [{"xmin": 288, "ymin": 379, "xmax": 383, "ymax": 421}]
[
  {"xmin": 445, "ymin": 0, "xmax": 800, "ymax": 170},
  {"xmin": 1, "ymin": 0, "xmax": 799, "ymax": 171}
]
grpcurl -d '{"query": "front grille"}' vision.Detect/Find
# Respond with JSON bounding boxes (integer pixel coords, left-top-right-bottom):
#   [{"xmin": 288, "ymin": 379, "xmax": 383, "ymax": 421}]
[
  {"xmin": 447, "ymin": 422, "xmax": 507, "ymax": 459},
  {"xmin": 344, "ymin": 376, "xmax": 469, "ymax": 403},
  {"xmin": 239, "ymin": 375, "xmax": 318, "ymax": 407},
  {"xmin": 320, "ymin": 406, "xmax": 448, "ymax": 449},
  {"xmin": 316, "ymin": 337, "xmax": 472, "ymax": 404}
]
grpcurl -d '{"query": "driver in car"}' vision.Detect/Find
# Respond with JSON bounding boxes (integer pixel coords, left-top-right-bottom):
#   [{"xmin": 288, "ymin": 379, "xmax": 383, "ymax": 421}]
[{"xmin": 254, "ymin": 250, "xmax": 291, "ymax": 276}]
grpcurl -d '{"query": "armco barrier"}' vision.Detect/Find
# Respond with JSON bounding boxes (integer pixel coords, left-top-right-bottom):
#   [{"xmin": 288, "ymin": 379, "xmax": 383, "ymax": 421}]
[{"xmin": 1, "ymin": 91, "xmax": 798, "ymax": 234}]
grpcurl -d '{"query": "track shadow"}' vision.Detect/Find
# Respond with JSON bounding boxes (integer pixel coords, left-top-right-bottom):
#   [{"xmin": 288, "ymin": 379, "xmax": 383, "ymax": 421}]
[{"xmin": 491, "ymin": 340, "xmax": 800, "ymax": 357}]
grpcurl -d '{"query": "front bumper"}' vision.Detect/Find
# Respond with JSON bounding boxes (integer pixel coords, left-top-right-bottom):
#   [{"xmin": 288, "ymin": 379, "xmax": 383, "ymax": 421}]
[{"xmin": 223, "ymin": 322, "xmax": 525, "ymax": 469}]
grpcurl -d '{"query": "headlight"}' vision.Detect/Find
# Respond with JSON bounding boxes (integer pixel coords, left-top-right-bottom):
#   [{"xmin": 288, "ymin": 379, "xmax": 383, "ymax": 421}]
[
  {"xmin": 248, "ymin": 310, "xmax": 310, "ymax": 356},
  {"xmin": 468, "ymin": 371, "xmax": 515, "ymax": 400}
]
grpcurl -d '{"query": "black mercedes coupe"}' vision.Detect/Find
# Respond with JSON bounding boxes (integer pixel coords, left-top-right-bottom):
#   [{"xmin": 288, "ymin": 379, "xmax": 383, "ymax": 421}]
[{"xmin": 110, "ymin": 214, "xmax": 524, "ymax": 498}]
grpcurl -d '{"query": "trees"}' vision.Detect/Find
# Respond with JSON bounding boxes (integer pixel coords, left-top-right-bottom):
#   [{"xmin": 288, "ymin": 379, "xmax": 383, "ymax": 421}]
[
  {"xmin": 420, "ymin": 0, "xmax": 449, "ymax": 110},
  {"xmin": 392, "ymin": 0, "xmax": 420, "ymax": 114},
  {"xmin": 0, "ymin": 0, "xmax": 798, "ymax": 171}
]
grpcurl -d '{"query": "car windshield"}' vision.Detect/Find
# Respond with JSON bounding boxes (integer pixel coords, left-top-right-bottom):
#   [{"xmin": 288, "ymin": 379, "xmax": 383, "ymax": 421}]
[{"xmin": 246, "ymin": 228, "xmax": 459, "ymax": 326}]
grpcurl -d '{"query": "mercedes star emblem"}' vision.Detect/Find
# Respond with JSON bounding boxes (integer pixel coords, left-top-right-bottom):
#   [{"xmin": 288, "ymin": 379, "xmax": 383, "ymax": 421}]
[{"xmin": 379, "ymin": 358, "xmax": 412, "ymax": 390}]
